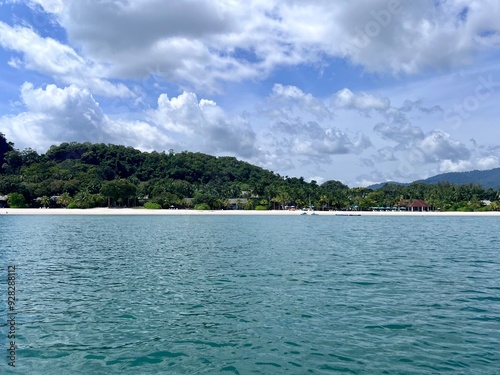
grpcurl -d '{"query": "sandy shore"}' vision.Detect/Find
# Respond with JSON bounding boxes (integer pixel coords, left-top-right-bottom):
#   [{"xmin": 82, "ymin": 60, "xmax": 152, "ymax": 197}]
[{"xmin": 1, "ymin": 208, "xmax": 500, "ymax": 216}]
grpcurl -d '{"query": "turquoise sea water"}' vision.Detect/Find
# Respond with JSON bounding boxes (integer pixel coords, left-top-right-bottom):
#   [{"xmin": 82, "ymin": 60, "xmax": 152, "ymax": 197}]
[{"xmin": 1, "ymin": 215, "xmax": 500, "ymax": 374}]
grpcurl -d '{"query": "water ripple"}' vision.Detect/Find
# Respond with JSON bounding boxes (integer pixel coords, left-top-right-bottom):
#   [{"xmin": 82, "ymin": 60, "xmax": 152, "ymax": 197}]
[{"xmin": 1, "ymin": 215, "xmax": 499, "ymax": 374}]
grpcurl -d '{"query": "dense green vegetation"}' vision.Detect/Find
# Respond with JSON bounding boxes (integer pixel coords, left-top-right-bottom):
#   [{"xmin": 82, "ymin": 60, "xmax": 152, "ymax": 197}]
[
  {"xmin": 0, "ymin": 134, "xmax": 499, "ymax": 211},
  {"xmin": 417, "ymin": 168, "xmax": 500, "ymax": 189},
  {"xmin": 370, "ymin": 168, "xmax": 500, "ymax": 190}
]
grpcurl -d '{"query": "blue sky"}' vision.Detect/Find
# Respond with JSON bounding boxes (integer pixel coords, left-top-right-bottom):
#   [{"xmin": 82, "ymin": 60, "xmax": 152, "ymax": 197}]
[{"xmin": 1, "ymin": 0, "xmax": 500, "ymax": 186}]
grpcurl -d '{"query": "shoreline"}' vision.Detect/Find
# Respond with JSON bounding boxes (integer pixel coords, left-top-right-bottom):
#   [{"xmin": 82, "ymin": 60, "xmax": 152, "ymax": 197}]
[{"xmin": 1, "ymin": 208, "xmax": 500, "ymax": 216}]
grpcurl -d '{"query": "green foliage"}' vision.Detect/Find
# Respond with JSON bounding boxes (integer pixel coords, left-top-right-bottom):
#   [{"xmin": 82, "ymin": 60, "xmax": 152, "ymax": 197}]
[
  {"xmin": 144, "ymin": 202, "xmax": 162, "ymax": 209},
  {"xmin": 71, "ymin": 191, "xmax": 105, "ymax": 209},
  {"xmin": 57, "ymin": 192, "xmax": 72, "ymax": 208},
  {"xmin": 150, "ymin": 191, "xmax": 181, "ymax": 208},
  {"xmin": 0, "ymin": 132, "xmax": 14, "ymax": 173},
  {"xmin": 40, "ymin": 196, "xmax": 51, "ymax": 208},
  {"xmin": 101, "ymin": 179, "xmax": 137, "ymax": 206},
  {"xmin": 420, "ymin": 168, "xmax": 500, "ymax": 189},
  {"xmin": 255, "ymin": 205, "xmax": 268, "ymax": 210},
  {"xmin": 7, "ymin": 192, "xmax": 27, "ymax": 208},
  {"xmin": 194, "ymin": 203, "xmax": 211, "ymax": 210},
  {"xmin": 192, "ymin": 192, "xmax": 218, "ymax": 208},
  {"xmin": 0, "ymin": 134, "xmax": 499, "ymax": 212}
]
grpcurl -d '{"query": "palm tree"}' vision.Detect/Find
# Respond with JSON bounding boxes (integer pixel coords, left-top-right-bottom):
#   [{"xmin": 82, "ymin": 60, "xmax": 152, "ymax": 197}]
[
  {"xmin": 319, "ymin": 195, "xmax": 329, "ymax": 211},
  {"xmin": 490, "ymin": 201, "xmax": 499, "ymax": 211},
  {"xmin": 57, "ymin": 193, "xmax": 72, "ymax": 208},
  {"xmin": 40, "ymin": 196, "xmax": 51, "ymax": 208}
]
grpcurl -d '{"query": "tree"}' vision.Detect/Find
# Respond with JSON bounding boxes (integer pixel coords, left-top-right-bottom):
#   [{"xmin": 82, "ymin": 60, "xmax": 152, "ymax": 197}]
[
  {"xmin": 72, "ymin": 191, "xmax": 93, "ymax": 209},
  {"xmin": 71, "ymin": 191, "xmax": 104, "ymax": 209},
  {"xmin": 101, "ymin": 180, "xmax": 118, "ymax": 207},
  {"xmin": 40, "ymin": 196, "xmax": 51, "ymax": 208},
  {"xmin": 490, "ymin": 201, "xmax": 499, "ymax": 211},
  {"xmin": 150, "ymin": 192, "xmax": 181, "ymax": 208},
  {"xmin": 144, "ymin": 202, "xmax": 162, "ymax": 209},
  {"xmin": 0, "ymin": 133, "xmax": 14, "ymax": 173},
  {"xmin": 2, "ymin": 150, "xmax": 22, "ymax": 174},
  {"xmin": 101, "ymin": 179, "xmax": 137, "ymax": 207},
  {"xmin": 57, "ymin": 192, "xmax": 72, "ymax": 208},
  {"xmin": 7, "ymin": 193, "xmax": 27, "ymax": 208},
  {"xmin": 319, "ymin": 195, "xmax": 329, "ymax": 211},
  {"xmin": 115, "ymin": 179, "xmax": 137, "ymax": 206},
  {"xmin": 194, "ymin": 203, "xmax": 211, "ymax": 210}
]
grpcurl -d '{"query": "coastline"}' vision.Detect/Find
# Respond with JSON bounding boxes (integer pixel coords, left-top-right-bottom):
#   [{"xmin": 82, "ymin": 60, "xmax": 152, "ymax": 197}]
[{"xmin": 1, "ymin": 208, "xmax": 500, "ymax": 216}]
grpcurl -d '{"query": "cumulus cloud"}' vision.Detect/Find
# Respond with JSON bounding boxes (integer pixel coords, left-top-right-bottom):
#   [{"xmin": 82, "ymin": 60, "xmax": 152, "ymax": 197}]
[
  {"xmin": 418, "ymin": 131, "xmax": 471, "ymax": 163},
  {"xmin": 271, "ymin": 119, "xmax": 372, "ymax": 158},
  {"xmin": 476, "ymin": 155, "xmax": 499, "ymax": 170},
  {"xmin": 377, "ymin": 147, "xmax": 398, "ymax": 162},
  {"xmin": 374, "ymin": 122, "xmax": 424, "ymax": 145},
  {"xmin": 398, "ymin": 99, "xmax": 443, "ymax": 114},
  {"xmin": 0, "ymin": 80, "xmax": 261, "ymax": 158},
  {"xmin": 270, "ymin": 84, "xmax": 333, "ymax": 120},
  {"xmin": 333, "ymin": 88, "xmax": 390, "ymax": 113},
  {"xmin": 17, "ymin": 0, "xmax": 500, "ymax": 91},
  {"xmin": 438, "ymin": 154, "xmax": 499, "ymax": 173},
  {"xmin": 0, "ymin": 82, "xmax": 175, "ymax": 151},
  {"xmin": 2, "ymin": 0, "xmax": 499, "ymax": 187},
  {"xmin": 0, "ymin": 22, "xmax": 133, "ymax": 98},
  {"xmin": 148, "ymin": 91, "xmax": 258, "ymax": 158},
  {"xmin": 439, "ymin": 159, "xmax": 474, "ymax": 173},
  {"xmin": 339, "ymin": 0, "xmax": 500, "ymax": 73}
]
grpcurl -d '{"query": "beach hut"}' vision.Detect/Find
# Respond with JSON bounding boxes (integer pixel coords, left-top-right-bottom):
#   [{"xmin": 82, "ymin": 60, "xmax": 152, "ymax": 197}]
[{"xmin": 407, "ymin": 199, "xmax": 430, "ymax": 212}]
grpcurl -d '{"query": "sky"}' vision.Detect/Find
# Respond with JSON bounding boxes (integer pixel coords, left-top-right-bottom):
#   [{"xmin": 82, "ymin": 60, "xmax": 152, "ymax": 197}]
[{"xmin": 1, "ymin": 0, "xmax": 500, "ymax": 187}]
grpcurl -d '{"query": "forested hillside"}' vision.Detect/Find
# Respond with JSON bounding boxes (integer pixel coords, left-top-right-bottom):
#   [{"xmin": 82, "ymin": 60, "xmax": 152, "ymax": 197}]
[
  {"xmin": 370, "ymin": 169, "xmax": 500, "ymax": 190},
  {"xmin": 417, "ymin": 169, "xmax": 500, "ymax": 189},
  {"xmin": 1, "ymin": 133, "xmax": 499, "ymax": 211}
]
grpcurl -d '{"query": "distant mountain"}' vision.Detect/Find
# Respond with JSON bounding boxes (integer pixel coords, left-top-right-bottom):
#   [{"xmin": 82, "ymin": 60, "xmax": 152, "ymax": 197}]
[
  {"xmin": 367, "ymin": 181, "xmax": 408, "ymax": 190},
  {"xmin": 416, "ymin": 168, "xmax": 500, "ymax": 189},
  {"xmin": 369, "ymin": 168, "xmax": 500, "ymax": 190}
]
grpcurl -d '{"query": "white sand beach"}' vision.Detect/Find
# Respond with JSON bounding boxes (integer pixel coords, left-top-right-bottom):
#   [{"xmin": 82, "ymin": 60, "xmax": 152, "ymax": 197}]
[{"xmin": 1, "ymin": 208, "xmax": 500, "ymax": 216}]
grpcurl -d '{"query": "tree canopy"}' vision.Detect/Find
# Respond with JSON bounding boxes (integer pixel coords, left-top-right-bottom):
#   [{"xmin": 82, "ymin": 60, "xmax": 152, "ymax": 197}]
[{"xmin": 0, "ymin": 136, "xmax": 498, "ymax": 211}]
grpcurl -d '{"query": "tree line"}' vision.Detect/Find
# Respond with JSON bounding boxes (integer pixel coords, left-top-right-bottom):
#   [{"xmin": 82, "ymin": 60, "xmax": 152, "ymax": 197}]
[{"xmin": 1, "ymin": 133, "xmax": 499, "ymax": 211}]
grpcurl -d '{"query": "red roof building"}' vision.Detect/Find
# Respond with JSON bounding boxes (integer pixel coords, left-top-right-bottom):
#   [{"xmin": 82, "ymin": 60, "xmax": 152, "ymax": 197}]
[{"xmin": 407, "ymin": 199, "xmax": 430, "ymax": 212}]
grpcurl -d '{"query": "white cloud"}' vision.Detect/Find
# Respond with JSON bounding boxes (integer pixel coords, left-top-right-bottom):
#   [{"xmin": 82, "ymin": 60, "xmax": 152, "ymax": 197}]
[
  {"xmin": 0, "ymin": 21, "xmax": 132, "ymax": 97},
  {"xmin": 271, "ymin": 120, "xmax": 371, "ymax": 158},
  {"xmin": 2, "ymin": 0, "xmax": 500, "ymax": 189},
  {"xmin": 0, "ymin": 83, "xmax": 174, "ymax": 151},
  {"xmin": 306, "ymin": 176, "xmax": 325, "ymax": 184},
  {"xmin": 439, "ymin": 159, "xmax": 474, "ymax": 173},
  {"xmin": 2, "ymin": 83, "xmax": 259, "ymax": 158},
  {"xmin": 270, "ymin": 84, "xmax": 333, "ymax": 120},
  {"xmin": 374, "ymin": 122, "xmax": 424, "ymax": 145},
  {"xmin": 333, "ymin": 88, "xmax": 390, "ymax": 112},
  {"xmin": 148, "ymin": 91, "xmax": 258, "ymax": 158},
  {"xmin": 476, "ymin": 155, "xmax": 499, "ymax": 170},
  {"xmin": 19, "ymin": 0, "xmax": 500, "ymax": 91},
  {"xmin": 428, "ymin": 149, "xmax": 500, "ymax": 174},
  {"xmin": 377, "ymin": 147, "xmax": 397, "ymax": 162},
  {"xmin": 418, "ymin": 131, "xmax": 471, "ymax": 163}
]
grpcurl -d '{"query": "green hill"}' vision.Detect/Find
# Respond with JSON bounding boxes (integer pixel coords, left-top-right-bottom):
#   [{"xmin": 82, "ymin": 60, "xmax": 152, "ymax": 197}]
[
  {"xmin": 0, "ymin": 135, "xmax": 498, "ymax": 211},
  {"xmin": 369, "ymin": 169, "xmax": 500, "ymax": 190},
  {"xmin": 417, "ymin": 168, "xmax": 500, "ymax": 189},
  {"xmin": 1, "ymin": 139, "xmax": 348, "ymax": 210}
]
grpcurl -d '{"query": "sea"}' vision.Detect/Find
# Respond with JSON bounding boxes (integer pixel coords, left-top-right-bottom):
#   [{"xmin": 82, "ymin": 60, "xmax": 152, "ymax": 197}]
[{"xmin": 1, "ymin": 215, "xmax": 499, "ymax": 374}]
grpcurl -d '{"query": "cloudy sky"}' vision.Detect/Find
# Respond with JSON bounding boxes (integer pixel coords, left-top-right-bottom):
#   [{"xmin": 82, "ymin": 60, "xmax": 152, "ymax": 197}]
[{"xmin": 1, "ymin": 0, "xmax": 500, "ymax": 186}]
